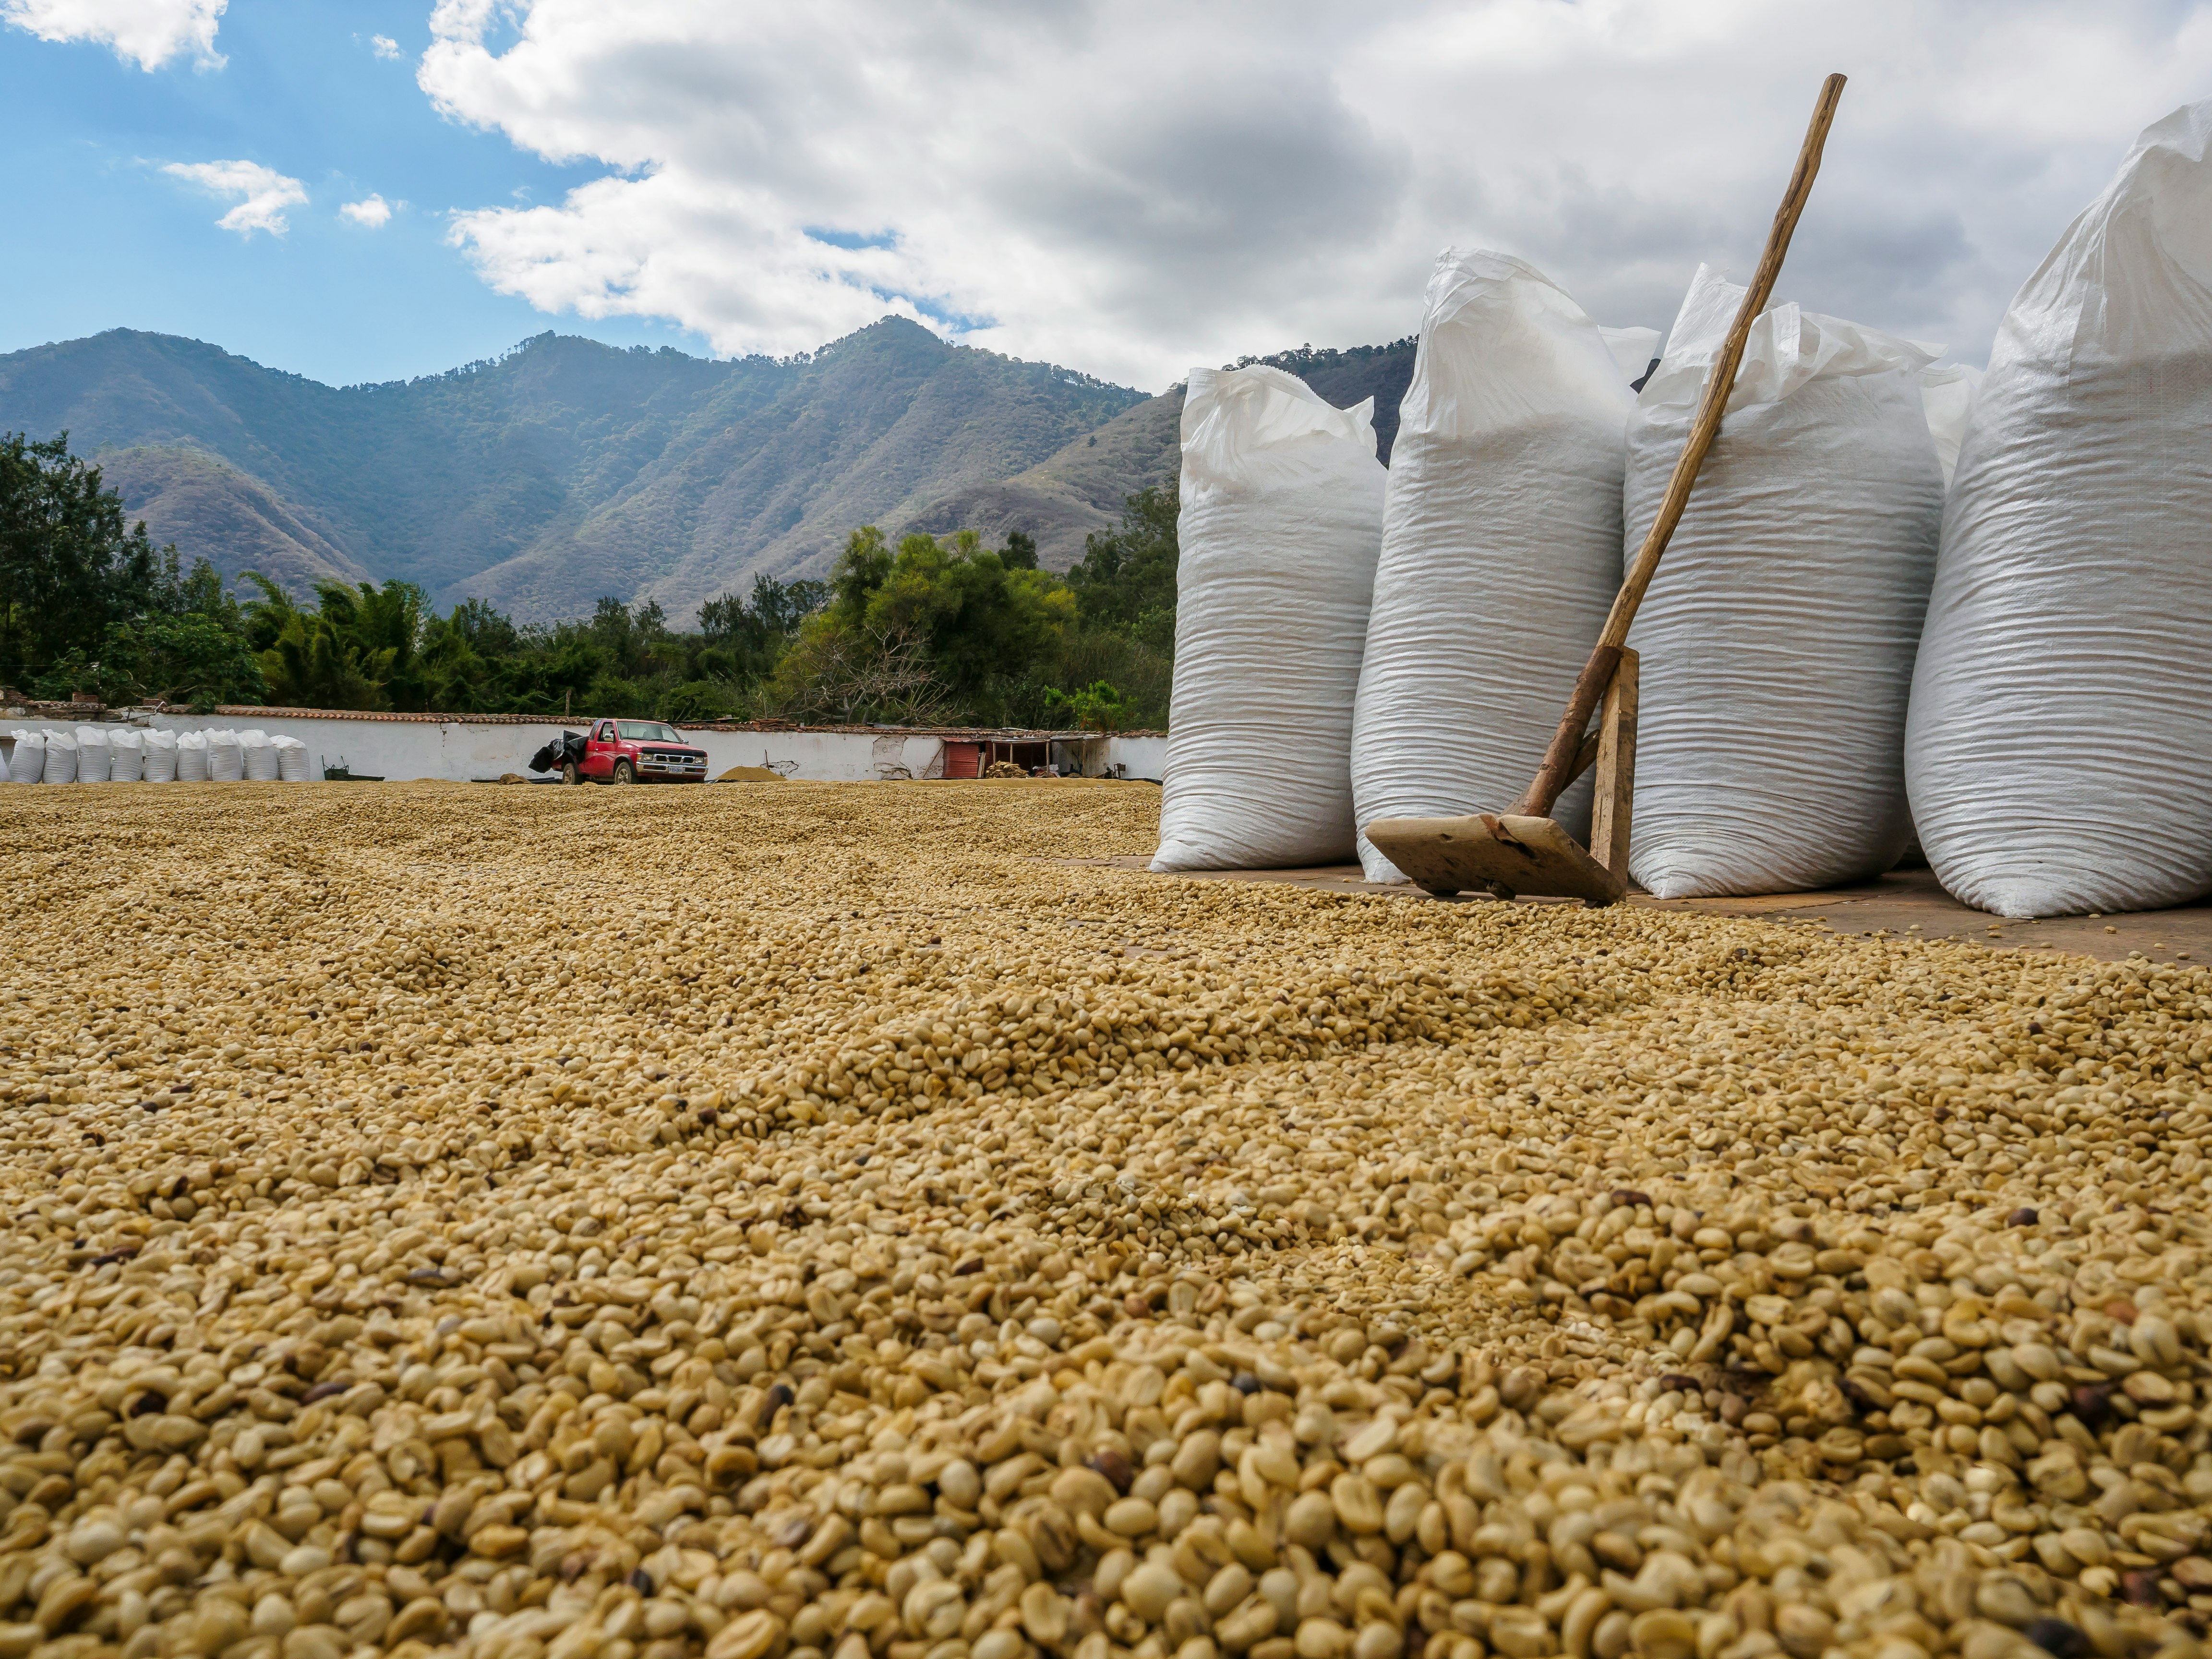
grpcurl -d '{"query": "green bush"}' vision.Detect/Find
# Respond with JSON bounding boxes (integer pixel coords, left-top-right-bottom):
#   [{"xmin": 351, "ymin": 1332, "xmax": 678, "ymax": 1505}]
[{"xmin": 660, "ymin": 679, "xmax": 743, "ymax": 723}]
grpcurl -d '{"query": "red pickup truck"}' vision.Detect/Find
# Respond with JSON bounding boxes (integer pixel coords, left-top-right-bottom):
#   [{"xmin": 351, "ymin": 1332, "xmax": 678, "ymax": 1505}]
[{"xmin": 565, "ymin": 719, "xmax": 709, "ymax": 785}]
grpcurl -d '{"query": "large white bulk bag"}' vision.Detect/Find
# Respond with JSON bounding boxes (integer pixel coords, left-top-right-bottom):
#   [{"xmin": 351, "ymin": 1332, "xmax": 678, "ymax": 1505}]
[
  {"xmin": 1920, "ymin": 365, "xmax": 1981, "ymax": 489},
  {"xmin": 1351, "ymin": 249, "xmax": 1635, "ymax": 880},
  {"xmin": 175, "ymin": 730, "xmax": 209, "ymax": 782},
  {"xmin": 1623, "ymin": 264, "xmax": 1944, "ymax": 899},
  {"xmin": 205, "ymin": 728, "xmax": 243, "ymax": 782},
  {"xmin": 10, "ymin": 732, "xmax": 46, "ymax": 784},
  {"xmin": 75, "ymin": 726, "xmax": 111, "ymax": 784},
  {"xmin": 0, "ymin": 745, "xmax": 8, "ymax": 784},
  {"xmin": 108, "ymin": 727, "xmax": 144, "ymax": 783},
  {"xmin": 41, "ymin": 730, "xmax": 78, "ymax": 784},
  {"xmin": 1600, "ymin": 325, "xmax": 1662, "ymax": 387},
  {"xmin": 239, "ymin": 728, "xmax": 278, "ymax": 781},
  {"xmin": 1153, "ymin": 365, "xmax": 1386, "ymax": 871},
  {"xmin": 144, "ymin": 729, "xmax": 178, "ymax": 783},
  {"xmin": 1906, "ymin": 102, "xmax": 2212, "ymax": 917},
  {"xmin": 272, "ymin": 735, "xmax": 311, "ymax": 781}
]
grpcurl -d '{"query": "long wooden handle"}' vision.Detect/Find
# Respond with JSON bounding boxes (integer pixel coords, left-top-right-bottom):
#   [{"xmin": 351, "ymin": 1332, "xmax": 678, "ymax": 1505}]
[{"xmin": 1513, "ymin": 72, "xmax": 1847, "ymax": 820}]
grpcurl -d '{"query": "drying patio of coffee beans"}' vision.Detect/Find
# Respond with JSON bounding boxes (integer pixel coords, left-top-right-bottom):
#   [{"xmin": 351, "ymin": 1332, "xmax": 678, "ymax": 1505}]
[{"xmin": 1, "ymin": 781, "xmax": 2209, "ymax": 1659}]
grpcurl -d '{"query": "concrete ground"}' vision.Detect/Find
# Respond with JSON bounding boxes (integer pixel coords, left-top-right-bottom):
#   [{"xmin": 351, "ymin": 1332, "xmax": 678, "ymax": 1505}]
[{"xmin": 1065, "ymin": 856, "xmax": 2212, "ymax": 968}]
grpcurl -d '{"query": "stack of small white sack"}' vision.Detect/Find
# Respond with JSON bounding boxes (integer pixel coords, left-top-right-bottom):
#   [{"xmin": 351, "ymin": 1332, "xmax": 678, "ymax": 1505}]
[
  {"xmin": 240, "ymin": 728, "xmax": 279, "ymax": 781},
  {"xmin": 7, "ymin": 726, "xmax": 318, "ymax": 783},
  {"xmin": 108, "ymin": 727, "xmax": 144, "ymax": 781},
  {"xmin": 40, "ymin": 730, "xmax": 77, "ymax": 784},
  {"xmin": 74, "ymin": 726, "xmax": 111, "ymax": 784},
  {"xmin": 205, "ymin": 728, "xmax": 243, "ymax": 782}
]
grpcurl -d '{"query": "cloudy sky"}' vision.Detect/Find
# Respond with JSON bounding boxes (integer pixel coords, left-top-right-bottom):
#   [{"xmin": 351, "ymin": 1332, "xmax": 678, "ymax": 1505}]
[{"xmin": 5, "ymin": 0, "xmax": 2212, "ymax": 392}]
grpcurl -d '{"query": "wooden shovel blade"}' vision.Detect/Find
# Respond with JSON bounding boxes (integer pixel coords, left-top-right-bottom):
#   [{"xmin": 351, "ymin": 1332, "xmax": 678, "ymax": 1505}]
[{"xmin": 1363, "ymin": 813, "xmax": 1627, "ymax": 906}]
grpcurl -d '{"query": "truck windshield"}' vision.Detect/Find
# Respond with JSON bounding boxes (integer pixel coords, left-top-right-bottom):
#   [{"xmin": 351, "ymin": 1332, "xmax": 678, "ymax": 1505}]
[{"xmin": 616, "ymin": 721, "xmax": 685, "ymax": 744}]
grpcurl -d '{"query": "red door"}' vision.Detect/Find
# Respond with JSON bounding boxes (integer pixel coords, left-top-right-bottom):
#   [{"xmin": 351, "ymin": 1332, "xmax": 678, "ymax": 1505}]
[
  {"xmin": 942, "ymin": 742, "xmax": 981, "ymax": 779},
  {"xmin": 583, "ymin": 720, "xmax": 618, "ymax": 779}
]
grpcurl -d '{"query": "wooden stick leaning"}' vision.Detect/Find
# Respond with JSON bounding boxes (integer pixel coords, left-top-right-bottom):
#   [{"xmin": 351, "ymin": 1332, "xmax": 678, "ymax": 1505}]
[
  {"xmin": 1508, "ymin": 71, "xmax": 1848, "ymax": 820},
  {"xmin": 1361, "ymin": 73, "xmax": 1847, "ymax": 905}
]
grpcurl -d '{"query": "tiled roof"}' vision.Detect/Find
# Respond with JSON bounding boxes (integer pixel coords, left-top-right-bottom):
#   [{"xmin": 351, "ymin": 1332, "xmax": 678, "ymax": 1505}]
[
  {"xmin": 213, "ymin": 706, "xmax": 548, "ymax": 725},
  {"xmin": 206, "ymin": 707, "xmax": 1162, "ymax": 739}
]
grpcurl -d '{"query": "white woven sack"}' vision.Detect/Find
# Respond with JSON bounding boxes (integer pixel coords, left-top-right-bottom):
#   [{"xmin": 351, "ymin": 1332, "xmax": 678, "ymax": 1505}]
[
  {"xmin": 239, "ymin": 728, "xmax": 278, "ymax": 781},
  {"xmin": 1623, "ymin": 264, "xmax": 1944, "ymax": 899},
  {"xmin": 1599, "ymin": 325, "xmax": 1662, "ymax": 386},
  {"xmin": 1153, "ymin": 365, "xmax": 1386, "ymax": 871},
  {"xmin": 205, "ymin": 728, "xmax": 243, "ymax": 782},
  {"xmin": 175, "ymin": 730, "xmax": 209, "ymax": 782},
  {"xmin": 41, "ymin": 730, "xmax": 78, "ymax": 784},
  {"xmin": 1352, "ymin": 249, "xmax": 1635, "ymax": 880},
  {"xmin": 144, "ymin": 729, "xmax": 178, "ymax": 783},
  {"xmin": 108, "ymin": 727, "xmax": 144, "ymax": 783},
  {"xmin": 1906, "ymin": 103, "xmax": 2212, "ymax": 917},
  {"xmin": 75, "ymin": 726, "xmax": 110, "ymax": 784},
  {"xmin": 272, "ymin": 735, "xmax": 311, "ymax": 781},
  {"xmin": 1920, "ymin": 365, "xmax": 1981, "ymax": 489},
  {"xmin": 11, "ymin": 732, "xmax": 47, "ymax": 785},
  {"xmin": 0, "ymin": 745, "xmax": 7, "ymax": 784}
]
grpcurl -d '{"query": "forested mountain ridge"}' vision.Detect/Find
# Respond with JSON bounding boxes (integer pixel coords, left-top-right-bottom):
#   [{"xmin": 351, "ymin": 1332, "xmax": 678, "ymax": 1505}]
[
  {"xmin": 0, "ymin": 321, "xmax": 1143, "ymax": 623},
  {"xmin": 0, "ymin": 322, "xmax": 1419, "ymax": 624},
  {"xmin": 88, "ymin": 444, "xmax": 373, "ymax": 596}
]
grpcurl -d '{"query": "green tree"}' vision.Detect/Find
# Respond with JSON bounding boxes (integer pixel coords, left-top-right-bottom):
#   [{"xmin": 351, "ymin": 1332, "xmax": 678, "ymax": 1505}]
[
  {"xmin": 107, "ymin": 613, "xmax": 267, "ymax": 711},
  {"xmin": 697, "ymin": 573, "xmax": 827, "ymax": 692},
  {"xmin": 36, "ymin": 490, "xmax": 1178, "ymax": 726},
  {"xmin": 1045, "ymin": 679, "xmax": 1130, "ymax": 732},
  {"xmin": 98, "ymin": 556, "xmax": 265, "ymax": 709},
  {"xmin": 412, "ymin": 612, "xmax": 500, "ymax": 713},
  {"xmin": 0, "ymin": 431, "xmax": 176, "ymax": 691},
  {"xmin": 24, "ymin": 543, "xmax": 266, "ymax": 709},
  {"xmin": 767, "ymin": 514, "xmax": 1182, "ymax": 729},
  {"xmin": 770, "ymin": 622, "xmax": 953, "ymax": 726},
  {"xmin": 700, "ymin": 572, "xmax": 827, "ymax": 645},
  {"xmin": 1066, "ymin": 478, "xmax": 1178, "ymax": 649},
  {"xmin": 243, "ymin": 575, "xmax": 398, "ymax": 711},
  {"xmin": 806, "ymin": 527, "xmax": 1074, "ymax": 723},
  {"xmin": 1027, "ymin": 477, "xmax": 1181, "ymax": 728},
  {"xmin": 828, "ymin": 527, "xmax": 895, "ymax": 626},
  {"xmin": 659, "ymin": 680, "xmax": 743, "ymax": 722},
  {"xmin": 443, "ymin": 597, "xmax": 521, "ymax": 658}
]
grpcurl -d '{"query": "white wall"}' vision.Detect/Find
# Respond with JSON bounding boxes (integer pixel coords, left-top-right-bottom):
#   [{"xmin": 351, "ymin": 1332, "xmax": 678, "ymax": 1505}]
[
  {"xmin": 1110, "ymin": 734, "xmax": 1167, "ymax": 781},
  {"xmin": 0, "ymin": 715, "xmax": 1160, "ymax": 786}
]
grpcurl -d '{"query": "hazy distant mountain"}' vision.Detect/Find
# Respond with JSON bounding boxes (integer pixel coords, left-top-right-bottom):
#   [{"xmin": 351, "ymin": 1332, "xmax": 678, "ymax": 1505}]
[
  {"xmin": 93, "ymin": 445, "xmax": 373, "ymax": 594},
  {"xmin": 0, "ymin": 321, "xmax": 1419, "ymax": 623}
]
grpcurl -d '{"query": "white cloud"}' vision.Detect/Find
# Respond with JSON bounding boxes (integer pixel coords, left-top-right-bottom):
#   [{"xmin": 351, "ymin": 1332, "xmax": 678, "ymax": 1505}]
[
  {"xmin": 371, "ymin": 33, "xmax": 400, "ymax": 60},
  {"xmin": 341, "ymin": 193, "xmax": 395, "ymax": 227},
  {"xmin": 419, "ymin": 0, "xmax": 2212, "ymax": 389},
  {"xmin": 162, "ymin": 158, "xmax": 307, "ymax": 236},
  {"xmin": 2, "ymin": 0, "xmax": 224, "ymax": 69}
]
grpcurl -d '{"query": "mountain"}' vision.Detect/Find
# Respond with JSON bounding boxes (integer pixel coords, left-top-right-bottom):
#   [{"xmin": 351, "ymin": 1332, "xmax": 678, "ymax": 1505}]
[
  {"xmin": 0, "ymin": 322, "xmax": 1419, "ymax": 623},
  {"xmin": 904, "ymin": 386, "xmax": 1186, "ymax": 569},
  {"xmin": 94, "ymin": 445, "xmax": 372, "ymax": 594}
]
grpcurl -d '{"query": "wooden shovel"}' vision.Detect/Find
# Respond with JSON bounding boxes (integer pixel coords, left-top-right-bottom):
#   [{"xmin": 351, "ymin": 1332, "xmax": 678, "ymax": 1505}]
[{"xmin": 1365, "ymin": 72, "xmax": 1848, "ymax": 905}]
